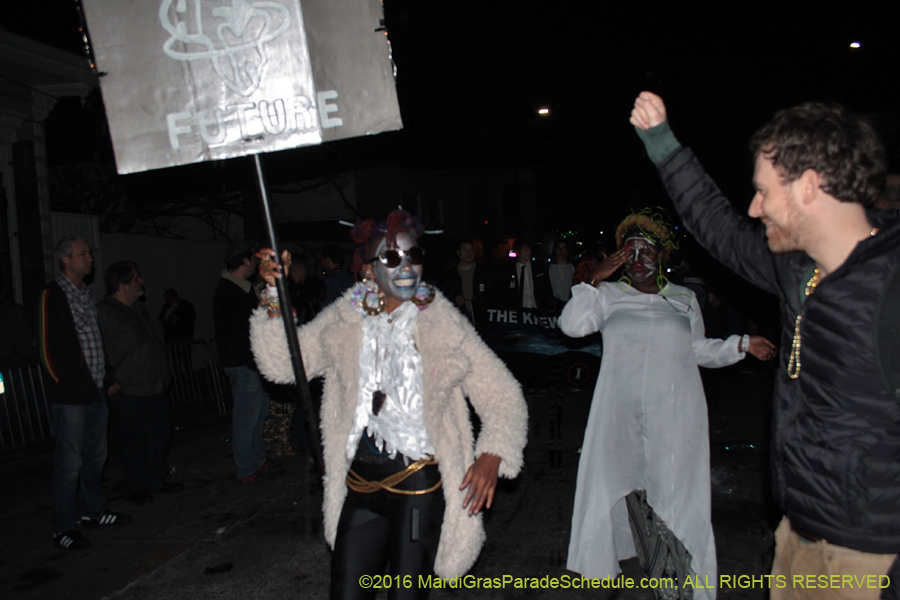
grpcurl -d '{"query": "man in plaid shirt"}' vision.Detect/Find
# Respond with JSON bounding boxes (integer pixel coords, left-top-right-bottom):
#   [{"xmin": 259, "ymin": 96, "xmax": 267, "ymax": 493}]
[{"xmin": 39, "ymin": 236, "xmax": 131, "ymax": 551}]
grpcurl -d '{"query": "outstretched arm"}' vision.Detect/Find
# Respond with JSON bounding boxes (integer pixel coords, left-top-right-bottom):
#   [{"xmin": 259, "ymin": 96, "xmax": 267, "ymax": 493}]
[{"xmin": 630, "ymin": 92, "xmax": 780, "ymax": 295}]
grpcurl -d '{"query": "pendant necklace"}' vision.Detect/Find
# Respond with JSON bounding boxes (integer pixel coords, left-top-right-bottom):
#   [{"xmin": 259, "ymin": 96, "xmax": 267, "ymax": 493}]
[{"xmin": 372, "ymin": 317, "xmax": 388, "ymax": 416}]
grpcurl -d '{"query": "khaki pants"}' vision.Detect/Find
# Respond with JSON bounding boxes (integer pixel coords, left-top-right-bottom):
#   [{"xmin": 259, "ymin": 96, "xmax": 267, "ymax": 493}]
[{"xmin": 770, "ymin": 517, "xmax": 895, "ymax": 600}]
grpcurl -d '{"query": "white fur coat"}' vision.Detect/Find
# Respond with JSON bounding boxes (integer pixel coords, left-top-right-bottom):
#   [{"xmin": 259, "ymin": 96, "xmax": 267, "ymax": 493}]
[{"xmin": 250, "ymin": 289, "xmax": 527, "ymax": 577}]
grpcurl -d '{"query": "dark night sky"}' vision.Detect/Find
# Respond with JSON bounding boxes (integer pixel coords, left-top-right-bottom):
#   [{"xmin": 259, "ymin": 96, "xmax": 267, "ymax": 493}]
[{"xmin": 3, "ymin": 2, "xmax": 898, "ymax": 230}]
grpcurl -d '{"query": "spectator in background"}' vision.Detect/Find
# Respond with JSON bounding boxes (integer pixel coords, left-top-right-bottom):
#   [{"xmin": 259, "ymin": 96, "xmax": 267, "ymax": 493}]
[
  {"xmin": 548, "ymin": 240, "xmax": 576, "ymax": 308},
  {"xmin": 502, "ymin": 239, "xmax": 553, "ymax": 309},
  {"xmin": 213, "ymin": 240, "xmax": 273, "ymax": 484},
  {"xmin": 320, "ymin": 244, "xmax": 354, "ymax": 307},
  {"xmin": 39, "ymin": 236, "xmax": 131, "ymax": 552},
  {"xmin": 441, "ymin": 239, "xmax": 489, "ymax": 327},
  {"xmin": 98, "ymin": 261, "xmax": 182, "ymax": 505}
]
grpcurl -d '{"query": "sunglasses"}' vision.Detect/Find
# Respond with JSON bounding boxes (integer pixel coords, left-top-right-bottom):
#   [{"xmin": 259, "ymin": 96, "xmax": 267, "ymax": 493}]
[{"xmin": 367, "ymin": 246, "xmax": 425, "ymax": 268}]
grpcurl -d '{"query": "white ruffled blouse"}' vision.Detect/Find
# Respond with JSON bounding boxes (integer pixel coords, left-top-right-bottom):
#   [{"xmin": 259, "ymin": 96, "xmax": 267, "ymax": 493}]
[{"xmin": 346, "ymin": 300, "xmax": 434, "ymax": 461}]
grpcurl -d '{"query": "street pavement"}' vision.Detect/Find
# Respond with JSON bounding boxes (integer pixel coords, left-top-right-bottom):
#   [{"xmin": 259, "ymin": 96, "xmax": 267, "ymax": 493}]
[{"xmin": 0, "ymin": 365, "xmax": 778, "ymax": 600}]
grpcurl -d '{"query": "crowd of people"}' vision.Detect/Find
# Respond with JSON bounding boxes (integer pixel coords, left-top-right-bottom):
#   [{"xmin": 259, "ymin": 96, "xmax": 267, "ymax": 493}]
[{"xmin": 13, "ymin": 89, "xmax": 898, "ymax": 600}]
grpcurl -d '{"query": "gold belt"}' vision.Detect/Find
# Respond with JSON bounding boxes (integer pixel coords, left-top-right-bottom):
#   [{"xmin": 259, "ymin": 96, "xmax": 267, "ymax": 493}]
[{"xmin": 346, "ymin": 457, "xmax": 442, "ymax": 496}]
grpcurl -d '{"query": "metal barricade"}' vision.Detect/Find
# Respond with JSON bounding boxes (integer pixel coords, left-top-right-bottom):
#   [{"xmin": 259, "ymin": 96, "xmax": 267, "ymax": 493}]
[
  {"xmin": 0, "ymin": 364, "xmax": 52, "ymax": 452},
  {"xmin": 166, "ymin": 339, "xmax": 228, "ymax": 414}
]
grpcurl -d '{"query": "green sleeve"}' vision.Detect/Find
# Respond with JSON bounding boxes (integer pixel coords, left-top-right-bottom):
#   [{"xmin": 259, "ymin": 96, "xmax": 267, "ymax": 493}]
[{"xmin": 635, "ymin": 120, "xmax": 681, "ymax": 165}]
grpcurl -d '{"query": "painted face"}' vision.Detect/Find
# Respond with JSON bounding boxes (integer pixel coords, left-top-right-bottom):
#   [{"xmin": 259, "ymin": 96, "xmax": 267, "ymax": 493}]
[
  {"xmin": 748, "ymin": 154, "xmax": 804, "ymax": 253},
  {"xmin": 371, "ymin": 231, "xmax": 424, "ymax": 302},
  {"xmin": 64, "ymin": 240, "xmax": 94, "ymax": 280},
  {"xmin": 623, "ymin": 237, "xmax": 659, "ymax": 284}
]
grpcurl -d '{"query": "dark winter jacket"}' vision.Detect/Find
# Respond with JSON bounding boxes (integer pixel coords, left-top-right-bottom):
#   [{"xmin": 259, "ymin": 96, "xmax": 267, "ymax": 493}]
[
  {"xmin": 658, "ymin": 146, "xmax": 900, "ymax": 554},
  {"xmin": 98, "ymin": 297, "xmax": 171, "ymax": 396},
  {"xmin": 213, "ymin": 272, "xmax": 260, "ymax": 369},
  {"xmin": 441, "ymin": 262, "xmax": 489, "ymax": 326},
  {"xmin": 37, "ymin": 282, "xmax": 101, "ymax": 405}
]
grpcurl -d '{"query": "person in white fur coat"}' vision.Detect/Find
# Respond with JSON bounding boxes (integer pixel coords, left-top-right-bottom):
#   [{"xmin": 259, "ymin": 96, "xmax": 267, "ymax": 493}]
[{"xmin": 251, "ymin": 210, "xmax": 527, "ymax": 599}]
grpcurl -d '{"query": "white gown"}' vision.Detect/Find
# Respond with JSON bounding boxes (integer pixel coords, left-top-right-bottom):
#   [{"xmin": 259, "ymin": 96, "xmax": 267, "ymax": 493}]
[{"xmin": 560, "ymin": 281, "xmax": 744, "ymax": 600}]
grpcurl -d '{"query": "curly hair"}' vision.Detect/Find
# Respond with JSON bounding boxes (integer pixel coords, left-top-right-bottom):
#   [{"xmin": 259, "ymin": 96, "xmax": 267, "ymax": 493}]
[
  {"xmin": 350, "ymin": 209, "xmax": 425, "ymax": 275},
  {"xmin": 615, "ymin": 211, "xmax": 675, "ymax": 265},
  {"xmin": 749, "ymin": 102, "xmax": 886, "ymax": 207}
]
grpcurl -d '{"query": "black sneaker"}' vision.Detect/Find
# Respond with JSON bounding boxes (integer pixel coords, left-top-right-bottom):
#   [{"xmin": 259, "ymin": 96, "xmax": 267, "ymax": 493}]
[
  {"xmin": 54, "ymin": 529, "xmax": 92, "ymax": 551},
  {"xmin": 81, "ymin": 510, "xmax": 133, "ymax": 529}
]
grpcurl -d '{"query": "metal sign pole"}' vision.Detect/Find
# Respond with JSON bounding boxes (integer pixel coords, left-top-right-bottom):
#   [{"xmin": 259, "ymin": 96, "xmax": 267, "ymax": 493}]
[{"xmin": 252, "ymin": 154, "xmax": 324, "ymax": 478}]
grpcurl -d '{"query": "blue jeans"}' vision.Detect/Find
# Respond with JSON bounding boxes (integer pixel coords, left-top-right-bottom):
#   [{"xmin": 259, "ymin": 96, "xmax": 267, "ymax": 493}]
[
  {"xmin": 49, "ymin": 391, "xmax": 109, "ymax": 533},
  {"xmin": 225, "ymin": 367, "xmax": 270, "ymax": 478}
]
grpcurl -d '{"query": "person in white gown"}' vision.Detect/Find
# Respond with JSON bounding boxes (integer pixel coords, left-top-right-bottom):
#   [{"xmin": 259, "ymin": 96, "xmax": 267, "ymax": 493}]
[{"xmin": 560, "ymin": 213, "xmax": 775, "ymax": 600}]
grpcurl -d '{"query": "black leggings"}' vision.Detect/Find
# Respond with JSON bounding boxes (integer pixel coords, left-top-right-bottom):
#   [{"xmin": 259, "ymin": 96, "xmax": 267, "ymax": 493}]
[{"xmin": 330, "ymin": 441, "xmax": 444, "ymax": 600}]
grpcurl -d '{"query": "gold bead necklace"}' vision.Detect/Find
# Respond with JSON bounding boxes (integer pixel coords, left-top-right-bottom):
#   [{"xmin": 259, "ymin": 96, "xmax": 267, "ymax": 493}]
[
  {"xmin": 788, "ymin": 227, "xmax": 880, "ymax": 379},
  {"xmin": 787, "ymin": 268, "xmax": 819, "ymax": 379}
]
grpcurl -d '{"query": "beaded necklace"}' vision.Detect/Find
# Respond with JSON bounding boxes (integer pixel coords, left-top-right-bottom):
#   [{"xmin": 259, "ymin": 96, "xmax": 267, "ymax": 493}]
[
  {"xmin": 787, "ymin": 269, "xmax": 819, "ymax": 379},
  {"xmin": 787, "ymin": 227, "xmax": 880, "ymax": 379}
]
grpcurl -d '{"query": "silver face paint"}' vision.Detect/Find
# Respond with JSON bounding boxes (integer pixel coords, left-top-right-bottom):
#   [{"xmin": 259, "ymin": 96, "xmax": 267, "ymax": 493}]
[{"xmin": 372, "ymin": 232, "xmax": 423, "ymax": 302}]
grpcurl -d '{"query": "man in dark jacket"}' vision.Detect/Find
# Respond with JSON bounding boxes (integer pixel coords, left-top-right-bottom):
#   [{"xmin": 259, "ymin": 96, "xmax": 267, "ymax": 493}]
[
  {"xmin": 631, "ymin": 92, "xmax": 899, "ymax": 598},
  {"xmin": 441, "ymin": 240, "xmax": 489, "ymax": 327},
  {"xmin": 98, "ymin": 261, "xmax": 181, "ymax": 504},
  {"xmin": 213, "ymin": 240, "xmax": 272, "ymax": 483},
  {"xmin": 501, "ymin": 239, "xmax": 553, "ymax": 310},
  {"xmin": 39, "ymin": 237, "xmax": 131, "ymax": 552}
]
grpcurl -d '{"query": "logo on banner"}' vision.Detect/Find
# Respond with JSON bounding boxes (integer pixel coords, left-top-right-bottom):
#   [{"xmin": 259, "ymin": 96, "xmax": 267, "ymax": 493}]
[{"xmin": 159, "ymin": 0, "xmax": 292, "ymax": 97}]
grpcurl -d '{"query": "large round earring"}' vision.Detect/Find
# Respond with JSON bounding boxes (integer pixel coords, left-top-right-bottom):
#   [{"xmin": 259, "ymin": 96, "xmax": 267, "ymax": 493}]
[
  {"xmin": 360, "ymin": 277, "xmax": 385, "ymax": 316},
  {"xmin": 411, "ymin": 282, "xmax": 435, "ymax": 309}
]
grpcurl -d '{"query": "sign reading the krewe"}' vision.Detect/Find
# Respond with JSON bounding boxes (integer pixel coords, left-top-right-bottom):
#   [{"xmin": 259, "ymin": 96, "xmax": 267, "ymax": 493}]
[{"xmin": 81, "ymin": 0, "xmax": 402, "ymax": 174}]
